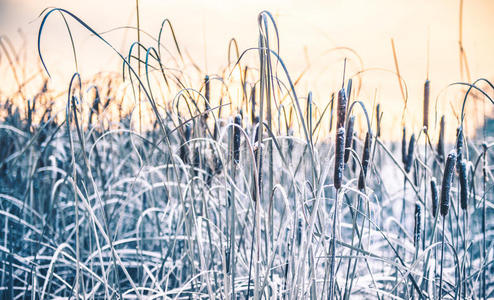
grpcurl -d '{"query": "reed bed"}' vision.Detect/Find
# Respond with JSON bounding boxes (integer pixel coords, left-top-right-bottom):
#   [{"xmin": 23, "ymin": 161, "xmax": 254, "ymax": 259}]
[{"xmin": 0, "ymin": 8, "xmax": 493, "ymax": 300}]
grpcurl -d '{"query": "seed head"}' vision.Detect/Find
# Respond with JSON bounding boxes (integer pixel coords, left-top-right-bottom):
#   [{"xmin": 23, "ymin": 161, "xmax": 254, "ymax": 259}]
[
  {"xmin": 405, "ymin": 134, "xmax": 415, "ymax": 173},
  {"xmin": 437, "ymin": 116, "xmax": 445, "ymax": 162},
  {"xmin": 233, "ymin": 114, "xmax": 242, "ymax": 164},
  {"xmin": 358, "ymin": 132, "xmax": 371, "ymax": 190},
  {"xmin": 344, "ymin": 116, "xmax": 355, "ymax": 163},
  {"xmin": 423, "ymin": 80, "xmax": 430, "ymax": 130},
  {"xmin": 414, "ymin": 203, "xmax": 422, "ymax": 247},
  {"xmin": 334, "ymin": 127, "xmax": 345, "ymax": 189},
  {"xmin": 431, "ymin": 178, "xmax": 439, "ymax": 218},
  {"xmin": 440, "ymin": 150, "xmax": 457, "ymax": 216},
  {"xmin": 459, "ymin": 159, "xmax": 468, "ymax": 210}
]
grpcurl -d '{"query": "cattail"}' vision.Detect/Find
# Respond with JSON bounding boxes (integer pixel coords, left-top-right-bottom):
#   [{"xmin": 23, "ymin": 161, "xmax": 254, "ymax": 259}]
[
  {"xmin": 441, "ymin": 150, "xmax": 457, "ymax": 216},
  {"xmin": 253, "ymin": 116, "xmax": 263, "ymax": 202},
  {"xmin": 423, "ymin": 80, "xmax": 430, "ymax": 130},
  {"xmin": 334, "ymin": 127, "xmax": 345, "ymax": 189},
  {"xmin": 346, "ymin": 78, "xmax": 353, "ymax": 103},
  {"xmin": 402, "ymin": 127, "xmax": 408, "ymax": 165},
  {"xmin": 459, "ymin": 159, "xmax": 468, "ymax": 210},
  {"xmin": 431, "ymin": 178, "xmax": 439, "ymax": 218},
  {"xmin": 27, "ymin": 98, "xmax": 32, "ymax": 131},
  {"xmin": 336, "ymin": 88, "xmax": 347, "ymax": 129},
  {"xmin": 225, "ymin": 248, "xmax": 231, "ymax": 274},
  {"xmin": 250, "ymin": 86, "xmax": 256, "ymax": 124},
  {"xmin": 344, "ymin": 116, "xmax": 355, "ymax": 163},
  {"xmin": 414, "ymin": 203, "xmax": 422, "ymax": 246},
  {"xmin": 456, "ymin": 127, "xmax": 464, "ymax": 170},
  {"xmin": 334, "ymin": 87, "xmax": 347, "ymax": 190},
  {"xmin": 233, "ymin": 114, "xmax": 242, "ymax": 164},
  {"xmin": 41, "ymin": 79, "xmax": 48, "ymax": 93},
  {"xmin": 413, "ymin": 160, "xmax": 420, "ymax": 187},
  {"xmin": 253, "ymin": 116, "xmax": 260, "ymax": 141},
  {"xmin": 470, "ymin": 164, "xmax": 476, "ymax": 207},
  {"xmin": 351, "ymin": 135, "xmax": 357, "ymax": 173},
  {"xmin": 213, "ymin": 146, "xmax": 223, "ymax": 175},
  {"xmin": 437, "ymin": 116, "xmax": 445, "ymax": 162},
  {"xmin": 405, "ymin": 134, "xmax": 415, "ymax": 173},
  {"xmin": 358, "ymin": 132, "xmax": 371, "ymax": 190},
  {"xmin": 376, "ymin": 104, "xmax": 381, "ymax": 138},
  {"xmin": 204, "ymin": 75, "xmax": 210, "ymax": 113},
  {"xmin": 296, "ymin": 219, "xmax": 302, "ymax": 246},
  {"xmin": 180, "ymin": 123, "xmax": 192, "ymax": 164},
  {"xmin": 89, "ymin": 89, "xmax": 100, "ymax": 124}
]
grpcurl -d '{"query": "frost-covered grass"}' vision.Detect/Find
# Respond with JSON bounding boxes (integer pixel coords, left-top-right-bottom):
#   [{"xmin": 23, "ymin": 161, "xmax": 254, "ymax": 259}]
[{"xmin": 0, "ymin": 8, "xmax": 493, "ymax": 300}]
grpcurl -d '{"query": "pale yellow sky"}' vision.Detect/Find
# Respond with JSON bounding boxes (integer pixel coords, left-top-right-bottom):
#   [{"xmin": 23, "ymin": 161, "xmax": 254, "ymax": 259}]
[{"xmin": 1, "ymin": 0, "xmax": 493, "ymax": 139}]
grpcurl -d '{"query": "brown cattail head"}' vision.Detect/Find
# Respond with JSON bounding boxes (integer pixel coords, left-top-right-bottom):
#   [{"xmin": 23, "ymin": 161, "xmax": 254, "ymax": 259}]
[
  {"xmin": 204, "ymin": 75, "xmax": 210, "ymax": 112},
  {"xmin": 456, "ymin": 127, "xmax": 464, "ymax": 170},
  {"xmin": 459, "ymin": 159, "xmax": 468, "ymax": 210},
  {"xmin": 405, "ymin": 134, "xmax": 415, "ymax": 173},
  {"xmin": 89, "ymin": 89, "xmax": 101, "ymax": 124},
  {"xmin": 329, "ymin": 93, "xmax": 335, "ymax": 132},
  {"xmin": 250, "ymin": 86, "xmax": 256, "ymax": 125},
  {"xmin": 414, "ymin": 203, "xmax": 422, "ymax": 247},
  {"xmin": 334, "ymin": 127, "xmax": 345, "ymax": 189},
  {"xmin": 180, "ymin": 123, "xmax": 192, "ymax": 164},
  {"xmin": 376, "ymin": 103, "xmax": 381, "ymax": 138},
  {"xmin": 253, "ymin": 116, "xmax": 260, "ymax": 141},
  {"xmin": 344, "ymin": 116, "xmax": 355, "ymax": 163},
  {"xmin": 431, "ymin": 178, "xmax": 439, "ymax": 218},
  {"xmin": 203, "ymin": 75, "xmax": 211, "ymax": 120},
  {"xmin": 423, "ymin": 80, "xmax": 430, "ymax": 130},
  {"xmin": 437, "ymin": 116, "xmax": 445, "ymax": 162},
  {"xmin": 336, "ymin": 88, "xmax": 347, "ymax": 129},
  {"xmin": 402, "ymin": 127, "xmax": 408, "ymax": 165},
  {"xmin": 358, "ymin": 132, "xmax": 371, "ymax": 190},
  {"xmin": 41, "ymin": 79, "xmax": 48, "ymax": 93},
  {"xmin": 233, "ymin": 114, "xmax": 242, "ymax": 164},
  {"xmin": 297, "ymin": 218, "xmax": 303, "ymax": 246},
  {"xmin": 441, "ymin": 150, "xmax": 457, "ymax": 216},
  {"xmin": 346, "ymin": 78, "xmax": 353, "ymax": 103},
  {"xmin": 351, "ymin": 135, "xmax": 357, "ymax": 173}
]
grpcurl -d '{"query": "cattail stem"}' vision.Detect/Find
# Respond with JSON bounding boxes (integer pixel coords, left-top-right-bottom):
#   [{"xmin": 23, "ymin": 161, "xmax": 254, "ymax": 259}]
[
  {"xmin": 481, "ymin": 145, "xmax": 487, "ymax": 299},
  {"xmin": 439, "ymin": 217, "xmax": 446, "ymax": 300},
  {"xmin": 422, "ymin": 135, "xmax": 428, "ymax": 251},
  {"xmin": 329, "ymin": 188, "xmax": 339, "ymax": 300}
]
